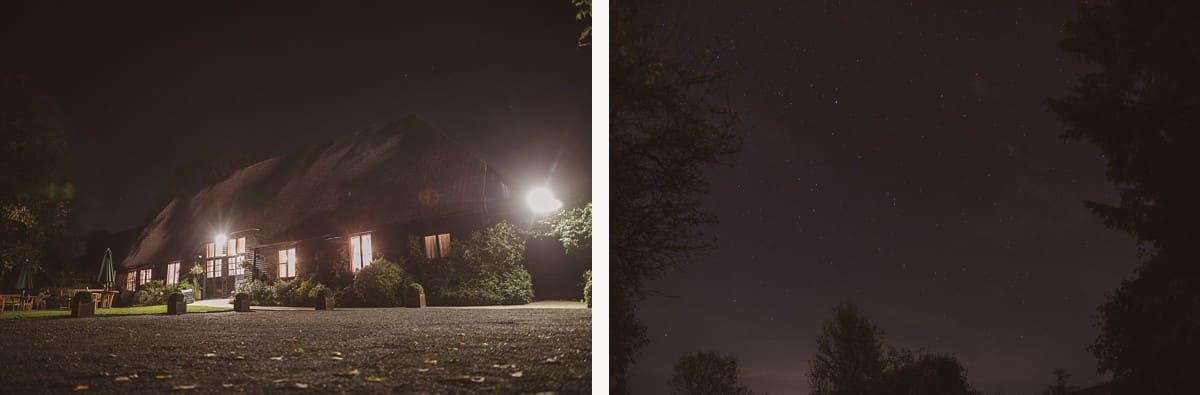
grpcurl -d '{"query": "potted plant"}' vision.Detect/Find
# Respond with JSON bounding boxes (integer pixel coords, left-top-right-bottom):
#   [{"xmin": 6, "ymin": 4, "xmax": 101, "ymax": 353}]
[
  {"xmin": 233, "ymin": 292, "xmax": 251, "ymax": 312},
  {"xmin": 167, "ymin": 292, "xmax": 186, "ymax": 315},
  {"xmin": 71, "ymin": 291, "xmax": 95, "ymax": 318},
  {"xmin": 404, "ymin": 283, "xmax": 426, "ymax": 308},
  {"xmin": 315, "ymin": 287, "xmax": 335, "ymax": 310}
]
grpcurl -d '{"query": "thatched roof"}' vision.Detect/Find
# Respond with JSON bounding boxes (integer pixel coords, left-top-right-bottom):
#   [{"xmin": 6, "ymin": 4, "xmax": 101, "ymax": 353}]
[{"xmin": 120, "ymin": 116, "xmax": 507, "ymax": 270}]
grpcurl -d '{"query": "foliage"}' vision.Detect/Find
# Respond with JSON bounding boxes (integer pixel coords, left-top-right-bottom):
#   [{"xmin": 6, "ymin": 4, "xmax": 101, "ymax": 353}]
[
  {"xmin": 352, "ymin": 259, "xmax": 412, "ymax": 307},
  {"xmin": 1048, "ymin": 2, "xmax": 1200, "ymax": 391},
  {"xmin": 611, "ymin": 1, "xmax": 743, "ymax": 389},
  {"xmin": 809, "ymin": 304, "xmax": 978, "ymax": 395},
  {"xmin": 0, "ymin": 74, "xmax": 81, "ymax": 279},
  {"xmin": 808, "ymin": 304, "xmax": 888, "ymax": 395},
  {"xmin": 409, "ymin": 283, "xmax": 424, "ymax": 293},
  {"xmin": 1, "ymin": 304, "xmax": 231, "ymax": 320},
  {"xmin": 538, "ymin": 202, "xmax": 592, "ymax": 254},
  {"xmin": 133, "ymin": 280, "xmax": 169, "ymax": 305},
  {"xmin": 188, "ymin": 263, "xmax": 205, "ymax": 285},
  {"xmin": 668, "ymin": 350, "xmax": 754, "ymax": 395},
  {"xmin": 1039, "ymin": 368, "xmax": 1079, "ymax": 395},
  {"xmin": 573, "ymin": 0, "xmax": 591, "ymax": 47},
  {"xmin": 234, "ymin": 279, "xmax": 270, "ymax": 305},
  {"xmin": 166, "ymin": 279, "xmax": 201, "ymax": 301},
  {"xmin": 405, "ymin": 221, "xmax": 534, "ymax": 306},
  {"xmin": 582, "ymin": 269, "xmax": 592, "ymax": 307}
]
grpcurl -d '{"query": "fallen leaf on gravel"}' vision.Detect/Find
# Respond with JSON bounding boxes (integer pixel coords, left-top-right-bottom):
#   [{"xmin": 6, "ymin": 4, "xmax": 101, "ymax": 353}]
[
  {"xmin": 510, "ymin": 371, "xmax": 524, "ymax": 378},
  {"xmin": 108, "ymin": 354, "xmax": 117, "ymax": 358},
  {"xmin": 293, "ymin": 347, "xmax": 305, "ymax": 356},
  {"xmin": 72, "ymin": 384, "xmax": 88, "ymax": 392},
  {"xmin": 492, "ymin": 363, "xmax": 516, "ymax": 369},
  {"xmin": 272, "ymin": 379, "xmax": 287, "ymax": 384},
  {"xmin": 292, "ymin": 383, "xmax": 309, "ymax": 389},
  {"xmin": 331, "ymin": 356, "xmax": 344, "ymax": 361},
  {"xmin": 203, "ymin": 353, "xmax": 216, "ymax": 358},
  {"xmin": 269, "ymin": 356, "xmax": 284, "ymax": 361},
  {"xmin": 171, "ymin": 384, "xmax": 197, "ymax": 391},
  {"xmin": 221, "ymin": 384, "xmax": 233, "ymax": 388},
  {"xmin": 233, "ymin": 356, "xmax": 245, "ymax": 360},
  {"xmin": 364, "ymin": 376, "xmax": 383, "ymax": 383},
  {"xmin": 470, "ymin": 376, "xmax": 486, "ymax": 383},
  {"xmin": 100, "ymin": 372, "xmax": 110, "ymax": 377},
  {"xmin": 416, "ymin": 368, "xmax": 429, "ymax": 373},
  {"xmin": 114, "ymin": 376, "xmax": 130, "ymax": 382},
  {"xmin": 334, "ymin": 369, "xmax": 360, "ymax": 378},
  {"xmin": 424, "ymin": 359, "xmax": 438, "ymax": 364},
  {"xmin": 330, "ymin": 352, "xmax": 342, "ymax": 357},
  {"xmin": 544, "ymin": 356, "xmax": 560, "ymax": 364},
  {"xmin": 155, "ymin": 374, "xmax": 172, "ymax": 380}
]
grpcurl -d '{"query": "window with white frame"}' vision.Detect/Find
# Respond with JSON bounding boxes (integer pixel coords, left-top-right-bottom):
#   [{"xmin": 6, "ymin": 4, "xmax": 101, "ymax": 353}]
[
  {"xmin": 167, "ymin": 262, "xmax": 180, "ymax": 285},
  {"xmin": 206, "ymin": 258, "xmax": 221, "ymax": 278},
  {"xmin": 227, "ymin": 256, "xmax": 245, "ymax": 277},
  {"xmin": 138, "ymin": 268, "xmax": 152, "ymax": 285},
  {"xmin": 126, "ymin": 272, "xmax": 136, "ymax": 291},
  {"xmin": 278, "ymin": 248, "xmax": 296, "ymax": 279},
  {"xmin": 206, "ymin": 242, "xmax": 216, "ymax": 258},
  {"xmin": 424, "ymin": 233, "xmax": 451, "ymax": 258},
  {"xmin": 349, "ymin": 233, "xmax": 373, "ymax": 272}
]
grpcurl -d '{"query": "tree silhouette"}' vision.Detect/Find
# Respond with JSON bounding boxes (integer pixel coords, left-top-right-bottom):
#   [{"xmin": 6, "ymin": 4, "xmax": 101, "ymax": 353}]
[
  {"xmin": 808, "ymin": 304, "xmax": 978, "ymax": 395},
  {"xmin": 1039, "ymin": 368, "xmax": 1078, "ymax": 395},
  {"xmin": 808, "ymin": 304, "xmax": 888, "ymax": 395},
  {"xmin": 1048, "ymin": 1, "xmax": 1200, "ymax": 392},
  {"xmin": 611, "ymin": 0, "xmax": 743, "ymax": 392},
  {"xmin": 0, "ymin": 74, "xmax": 80, "ymax": 279},
  {"xmin": 669, "ymin": 350, "xmax": 754, "ymax": 395}
]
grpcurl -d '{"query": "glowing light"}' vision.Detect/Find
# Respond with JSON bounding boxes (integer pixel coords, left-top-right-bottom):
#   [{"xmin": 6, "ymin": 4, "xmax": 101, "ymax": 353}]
[
  {"xmin": 527, "ymin": 187, "xmax": 562, "ymax": 214},
  {"xmin": 215, "ymin": 233, "xmax": 227, "ymax": 249}
]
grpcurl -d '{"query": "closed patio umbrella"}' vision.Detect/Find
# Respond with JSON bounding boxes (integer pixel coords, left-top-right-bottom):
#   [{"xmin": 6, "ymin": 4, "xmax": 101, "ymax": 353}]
[
  {"xmin": 15, "ymin": 259, "xmax": 34, "ymax": 296},
  {"xmin": 98, "ymin": 248, "xmax": 115, "ymax": 291}
]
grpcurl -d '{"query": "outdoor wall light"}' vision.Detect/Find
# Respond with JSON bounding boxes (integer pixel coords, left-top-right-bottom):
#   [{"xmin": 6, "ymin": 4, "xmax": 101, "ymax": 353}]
[
  {"xmin": 215, "ymin": 233, "xmax": 227, "ymax": 248},
  {"xmin": 527, "ymin": 187, "xmax": 562, "ymax": 214}
]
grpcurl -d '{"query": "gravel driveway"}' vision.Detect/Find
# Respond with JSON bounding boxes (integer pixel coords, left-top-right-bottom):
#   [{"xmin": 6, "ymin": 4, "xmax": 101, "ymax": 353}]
[{"xmin": 0, "ymin": 307, "xmax": 591, "ymax": 394}]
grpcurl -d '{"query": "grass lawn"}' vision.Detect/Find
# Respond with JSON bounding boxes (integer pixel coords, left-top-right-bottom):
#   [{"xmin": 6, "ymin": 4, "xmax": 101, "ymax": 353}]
[{"xmin": 0, "ymin": 304, "xmax": 232, "ymax": 319}]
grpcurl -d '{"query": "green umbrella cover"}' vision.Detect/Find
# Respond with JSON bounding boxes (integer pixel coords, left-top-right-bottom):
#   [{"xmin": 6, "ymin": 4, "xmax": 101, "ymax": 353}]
[{"xmin": 98, "ymin": 248, "xmax": 115, "ymax": 290}]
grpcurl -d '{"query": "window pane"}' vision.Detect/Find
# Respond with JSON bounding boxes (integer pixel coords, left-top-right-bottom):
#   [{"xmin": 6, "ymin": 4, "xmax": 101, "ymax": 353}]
[
  {"xmin": 288, "ymin": 248, "xmax": 296, "ymax": 276},
  {"xmin": 350, "ymin": 235, "xmax": 362, "ymax": 271},
  {"xmin": 228, "ymin": 239, "xmax": 236, "ymax": 257},
  {"xmin": 237, "ymin": 237, "xmax": 246, "ymax": 254},
  {"xmin": 438, "ymin": 233, "xmax": 451, "ymax": 257},
  {"xmin": 361, "ymin": 234, "xmax": 373, "ymax": 267},
  {"xmin": 207, "ymin": 243, "xmax": 215, "ymax": 258},
  {"xmin": 424, "ymin": 235, "xmax": 438, "ymax": 259}
]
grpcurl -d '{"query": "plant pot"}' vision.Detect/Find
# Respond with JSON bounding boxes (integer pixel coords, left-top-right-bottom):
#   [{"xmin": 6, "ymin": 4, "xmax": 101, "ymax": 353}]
[
  {"xmin": 315, "ymin": 296, "xmax": 335, "ymax": 310},
  {"xmin": 405, "ymin": 291, "xmax": 426, "ymax": 308},
  {"xmin": 71, "ymin": 295, "xmax": 95, "ymax": 318},
  {"xmin": 167, "ymin": 293, "xmax": 186, "ymax": 315},
  {"xmin": 233, "ymin": 299, "xmax": 252, "ymax": 312}
]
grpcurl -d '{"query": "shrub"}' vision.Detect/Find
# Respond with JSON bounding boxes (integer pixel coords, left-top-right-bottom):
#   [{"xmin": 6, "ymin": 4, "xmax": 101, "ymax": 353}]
[
  {"xmin": 133, "ymin": 280, "xmax": 168, "ymax": 305},
  {"xmin": 234, "ymin": 292, "xmax": 249, "ymax": 301},
  {"xmin": 410, "ymin": 283, "xmax": 424, "ymax": 294},
  {"xmin": 166, "ymin": 279, "xmax": 202, "ymax": 301},
  {"xmin": 353, "ymin": 259, "xmax": 412, "ymax": 307},
  {"xmin": 404, "ymin": 221, "xmax": 535, "ymax": 306},
  {"xmin": 582, "ymin": 270, "xmax": 592, "ymax": 308},
  {"xmin": 235, "ymin": 279, "xmax": 272, "ymax": 305}
]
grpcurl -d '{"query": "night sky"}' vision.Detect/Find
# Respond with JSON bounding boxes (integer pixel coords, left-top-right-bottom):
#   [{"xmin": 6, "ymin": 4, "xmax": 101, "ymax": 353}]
[
  {"xmin": 2, "ymin": 1, "xmax": 590, "ymax": 234},
  {"xmin": 631, "ymin": 1, "xmax": 1136, "ymax": 394}
]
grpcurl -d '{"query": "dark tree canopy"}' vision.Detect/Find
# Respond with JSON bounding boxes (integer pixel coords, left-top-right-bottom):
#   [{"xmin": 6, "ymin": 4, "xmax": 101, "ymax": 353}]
[
  {"xmin": 808, "ymin": 304, "xmax": 978, "ymax": 395},
  {"xmin": 1048, "ymin": 2, "xmax": 1200, "ymax": 392},
  {"xmin": 1039, "ymin": 368, "xmax": 1079, "ymax": 395},
  {"xmin": 611, "ymin": 0, "xmax": 742, "ymax": 391},
  {"xmin": 669, "ymin": 350, "xmax": 755, "ymax": 395},
  {"xmin": 808, "ymin": 304, "xmax": 888, "ymax": 395},
  {"xmin": 0, "ymin": 74, "xmax": 79, "ymax": 281}
]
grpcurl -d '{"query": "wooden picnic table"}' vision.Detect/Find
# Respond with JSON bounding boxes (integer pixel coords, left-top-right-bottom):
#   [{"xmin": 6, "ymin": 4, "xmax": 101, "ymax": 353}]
[
  {"xmin": 0, "ymin": 294, "xmax": 32, "ymax": 311},
  {"xmin": 71, "ymin": 289, "xmax": 117, "ymax": 309}
]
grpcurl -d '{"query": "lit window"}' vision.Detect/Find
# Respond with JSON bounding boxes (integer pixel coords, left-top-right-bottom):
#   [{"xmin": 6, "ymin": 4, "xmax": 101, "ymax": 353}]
[
  {"xmin": 227, "ymin": 257, "xmax": 245, "ymax": 277},
  {"xmin": 350, "ymin": 233, "xmax": 373, "ymax": 272},
  {"xmin": 138, "ymin": 268, "xmax": 152, "ymax": 285},
  {"xmin": 278, "ymin": 248, "xmax": 297, "ymax": 278},
  {"xmin": 126, "ymin": 272, "xmax": 136, "ymax": 291},
  {"xmin": 167, "ymin": 262, "xmax": 180, "ymax": 285},
  {"xmin": 206, "ymin": 242, "xmax": 216, "ymax": 258},
  {"xmin": 424, "ymin": 233, "xmax": 451, "ymax": 258},
  {"xmin": 206, "ymin": 259, "xmax": 222, "ymax": 278},
  {"xmin": 237, "ymin": 237, "xmax": 246, "ymax": 254},
  {"xmin": 227, "ymin": 238, "xmax": 236, "ymax": 257}
]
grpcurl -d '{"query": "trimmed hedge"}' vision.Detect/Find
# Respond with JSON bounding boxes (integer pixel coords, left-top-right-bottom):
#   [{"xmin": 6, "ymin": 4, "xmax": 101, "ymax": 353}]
[{"xmin": 352, "ymin": 259, "xmax": 413, "ymax": 307}]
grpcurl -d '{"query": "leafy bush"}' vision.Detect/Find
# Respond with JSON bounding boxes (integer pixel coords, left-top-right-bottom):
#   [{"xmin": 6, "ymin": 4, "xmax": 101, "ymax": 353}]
[
  {"xmin": 235, "ymin": 279, "xmax": 272, "ymax": 305},
  {"xmin": 353, "ymin": 259, "xmax": 412, "ymax": 307},
  {"xmin": 133, "ymin": 280, "xmax": 168, "ymax": 305},
  {"xmin": 405, "ymin": 222, "xmax": 535, "ymax": 306},
  {"xmin": 582, "ymin": 270, "xmax": 592, "ymax": 307},
  {"xmin": 166, "ymin": 279, "xmax": 201, "ymax": 301}
]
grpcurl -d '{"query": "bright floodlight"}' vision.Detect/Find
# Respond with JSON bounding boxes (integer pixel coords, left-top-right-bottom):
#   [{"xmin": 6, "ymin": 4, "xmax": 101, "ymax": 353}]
[
  {"xmin": 527, "ymin": 187, "xmax": 562, "ymax": 214},
  {"xmin": 215, "ymin": 233, "xmax": 227, "ymax": 246}
]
